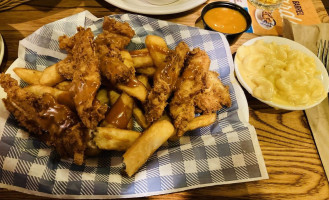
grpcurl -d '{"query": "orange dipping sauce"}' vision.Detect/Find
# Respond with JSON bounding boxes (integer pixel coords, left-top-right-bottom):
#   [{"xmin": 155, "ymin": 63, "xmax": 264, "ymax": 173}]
[{"xmin": 204, "ymin": 7, "xmax": 247, "ymax": 34}]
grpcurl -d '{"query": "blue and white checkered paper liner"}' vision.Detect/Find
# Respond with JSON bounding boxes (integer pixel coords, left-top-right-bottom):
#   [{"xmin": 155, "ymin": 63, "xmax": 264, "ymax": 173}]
[{"xmin": 0, "ymin": 11, "xmax": 268, "ymax": 198}]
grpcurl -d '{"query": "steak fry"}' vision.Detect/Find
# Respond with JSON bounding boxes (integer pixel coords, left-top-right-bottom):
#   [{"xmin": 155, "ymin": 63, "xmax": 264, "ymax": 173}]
[
  {"xmin": 0, "ymin": 73, "xmax": 88, "ymax": 165},
  {"xmin": 145, "ymin": 41, "xmax": 190, "ymax": 122},
  {"xmin": 169, "ymin": 48, "xmax": 210, "ymax": 136}
]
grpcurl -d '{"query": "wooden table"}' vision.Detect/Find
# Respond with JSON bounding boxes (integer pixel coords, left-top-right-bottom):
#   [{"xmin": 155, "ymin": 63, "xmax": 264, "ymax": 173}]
[{"xmin": 0, "ymin": 0, "xmax": 328, "ymax": 199}]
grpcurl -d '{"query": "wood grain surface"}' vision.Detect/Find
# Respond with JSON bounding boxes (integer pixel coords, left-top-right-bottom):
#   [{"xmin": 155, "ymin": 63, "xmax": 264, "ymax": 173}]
[{"xmin": 0, "ymin": 0, "xmax": 329, "ymax": 199}]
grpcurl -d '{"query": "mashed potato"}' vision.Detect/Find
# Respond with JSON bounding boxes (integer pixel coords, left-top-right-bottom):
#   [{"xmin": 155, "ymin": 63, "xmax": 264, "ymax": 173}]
[{"xmin": 236, "ymin": 40, "xmax": 326, "ymax": 107}]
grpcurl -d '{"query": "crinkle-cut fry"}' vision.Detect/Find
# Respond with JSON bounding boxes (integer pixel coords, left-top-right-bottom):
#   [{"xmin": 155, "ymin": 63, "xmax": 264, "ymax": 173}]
[
  {"xmin": 94, "ymin": 127, "xmax": 141, "ymax": 151},
  {"xmin": 96, "ymin": 89, "xmax": 110, "ymax": 105},
  {"xmin": 123, "ymin": 120, "xmax": 175, "ymax": 177},
  {"xmin": 13, "ymin": 68, "xmax": 42, "ymax": 85},
  {"xmin": 129, "ymin": 48, "xmax": 154, "ymax": 68},
  {"xmin": 132, "ymin": 103, "xmax": 150, "ymax": 129},
  {"xmin": 39, "ymin": 63, "xmax": 65, "ymax": 86},
  {"xmin": 136, "ymin": 75, "xmax": 151, "ymax": 90},
  {"xmin": 136, "ymin": 66, "xmax": 156, "ymax": 76},
  {"xmin": 145, "ymin": 35, "xmax": 169, "ymax": 69}
]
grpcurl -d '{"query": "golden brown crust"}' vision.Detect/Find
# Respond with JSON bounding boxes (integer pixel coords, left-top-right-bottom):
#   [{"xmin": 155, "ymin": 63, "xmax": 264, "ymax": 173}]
[
  {"xmin": 169, "ymin": 48, "xmax": 210, "ymax": 136},
  {"xmin": 56, "ymin": 55, "xmax": 75, "ymax": 80},
  {"xmin": 194, "ymin": 71, "xmax": 232, "ymax": 114},
  {"xmin": 66, "ymin": 27, "xmax": 107, "ymax": 129},
  {"xmin": 102, "ymin": 16, "xmax": 135, "ymax": 47},
  {"xmin": 145, "ymin": 42, "xmax": 190, "ymax": 123},
  {"xmin": 0, "ymin": 73, "xmax": 89, "ymax": 165},
  {"xmin": 94, "ymin": 16, "xmax": 135, "ymax": 85}
]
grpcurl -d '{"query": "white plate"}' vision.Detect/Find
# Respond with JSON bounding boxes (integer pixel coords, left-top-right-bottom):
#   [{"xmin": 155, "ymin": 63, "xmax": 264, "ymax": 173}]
[
  {"xmin": 234, "ymin": 36, "xmax": 329, "ymax": 110},
  {"xmin": 0, "ymin": 34, "xmax": 4, "ymax": 67},
  {"xmin": 104, "ymin": 0, "xmax": 206, "ymax": 15}
]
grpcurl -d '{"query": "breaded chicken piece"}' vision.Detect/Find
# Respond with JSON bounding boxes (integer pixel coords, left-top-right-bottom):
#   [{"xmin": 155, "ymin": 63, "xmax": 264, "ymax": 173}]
[
  {"xmin": 59, "ymin": 17, "xmax": 136, "ymax": 85},
  {"xmin": 94, "ymin": 16, "xmax": 135, "ymax": 85},
  {"xmin": 56, "ymin": 54, "xmax": 75, "ymax": 80},
  {"xmin": 57, "ymin": 32, "xmax": 80, "ymax": 80},
  {"xmin": 194, "ymin": 71, "xmax": 231, "ymax": 114},
  {"xmin": 0, "ymin": 73, "xmax": 88, "ymax": 165},
  {"xmin": 145, "ymin": 42, "xmax": 190, "ymax": 123},
  {"xmin": 66, "ymin": 27, "xmax": 107, "ymax": 129},
  {"xmin": 169, "ymin": 48, "xmax": 210, "ymax": 136},
  {"xmin": 98, "ymin": 16, "xmax": 135, "ymax": 50},
  {"xmin": 96, "ymin": 44, "xmax": 134, "ymax": 85}
]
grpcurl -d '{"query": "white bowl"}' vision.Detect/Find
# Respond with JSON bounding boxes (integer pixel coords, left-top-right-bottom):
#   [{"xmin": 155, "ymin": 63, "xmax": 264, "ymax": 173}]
[
  {"xmin": 146, "ymin": 0, "xmax": 178, "ymax": 5},
  {"xmin": 234, "ymin": 36, "xmax": 329, "ymax": 110}
]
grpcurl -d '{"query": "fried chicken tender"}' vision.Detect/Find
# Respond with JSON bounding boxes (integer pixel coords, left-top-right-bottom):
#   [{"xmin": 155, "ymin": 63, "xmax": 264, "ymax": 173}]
[
  {"xmin": 62, "ymin": 27, "xmax": 107, "ymax": 129},
  {"xmin": 145, "ymin": 42, "xmax": 190, "ymax": 122},
  {"xmin": 169, "ymin": 48, "xmax": 210, "ymax": 136},
  {"xmin": 0, "ymin": 73, "xmax": 88, "ymax": 165},
  {"xmin": 57, "ymin": 33, "xmax": 78, "ymax": 80},
  {"xmin": 97, "ymin": 46, "xmax": 134, "ymax": 85},
  {"xmin": 59, "ymin": 16, "xmax": 136, "ymax": 86},
  {"xmin": 99, "ymin": 16, "xmax": 135, "ymax": 50},
  {"xmin": 94, "ymin": 16, "xmax": 135, "ymax": 85},
  {"xmin": 194, "ymin": 71, "xmax": 231, "ymax": 114},
  {"xmin": 56, "ymin": 54, "xmax": 75, "ymax": 80}
]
